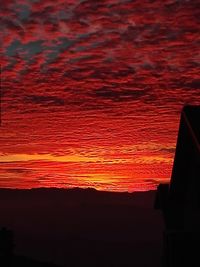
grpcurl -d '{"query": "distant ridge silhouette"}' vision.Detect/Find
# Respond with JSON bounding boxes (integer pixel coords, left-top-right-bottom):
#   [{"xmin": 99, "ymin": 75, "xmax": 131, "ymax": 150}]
[{"xmin": 0, "ymin": 188, "xmax": 162, "ymax": 267}]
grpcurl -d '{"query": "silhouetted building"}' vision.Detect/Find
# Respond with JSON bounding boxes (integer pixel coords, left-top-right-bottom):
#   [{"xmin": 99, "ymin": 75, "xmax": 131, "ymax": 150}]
[
  {"xmin": 0, "ymin": 227, "xmax": 14, "ymax": 256},
  {"xmin": 155, "ymin": 105, "xmax": 200, "ymax": 267},
  {"xmin": 0, "ymin": 227, "xmax": 61, "ymax": 267},
  {"xmin": 0, "ymin": 227, "xmax": 15, "ymax": 267}
]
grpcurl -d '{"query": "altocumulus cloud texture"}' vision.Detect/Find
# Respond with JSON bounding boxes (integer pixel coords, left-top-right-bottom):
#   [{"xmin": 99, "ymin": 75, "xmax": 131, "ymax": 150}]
[{"xmin": 1, "ymin": 0, "xmax": 200, "ymax": 191}]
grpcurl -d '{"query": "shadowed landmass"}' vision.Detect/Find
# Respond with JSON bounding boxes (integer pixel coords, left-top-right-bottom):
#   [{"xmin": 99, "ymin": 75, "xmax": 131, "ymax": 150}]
[{"xmin": 0, "ymin": 188, "xmax": 163, "ymax": 267}]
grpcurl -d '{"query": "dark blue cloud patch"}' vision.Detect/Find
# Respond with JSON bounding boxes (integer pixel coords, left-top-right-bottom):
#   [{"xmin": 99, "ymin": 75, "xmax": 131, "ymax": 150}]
[
  {"xmin": 6, "ymin": 40, "xmax": 44, "ymax": 58},
  {"xmin": 45, "ymin": 37, "xmax": 75, "ymax": 64},
  {"xmin": 15, "ymin": 4, "xmax": 30, "ymax": 21}
]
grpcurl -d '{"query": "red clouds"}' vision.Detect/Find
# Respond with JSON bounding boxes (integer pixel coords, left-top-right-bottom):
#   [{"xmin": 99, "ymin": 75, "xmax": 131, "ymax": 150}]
[{"xmin": 1, "ymin": 0, "xmax": 200, "ymax": 191}]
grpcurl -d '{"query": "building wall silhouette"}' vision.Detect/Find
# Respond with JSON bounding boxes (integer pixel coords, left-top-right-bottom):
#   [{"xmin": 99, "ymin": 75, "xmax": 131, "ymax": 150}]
[{"xmin": 155, "ymin": 106, "xmax": 200, "ymax": 267}]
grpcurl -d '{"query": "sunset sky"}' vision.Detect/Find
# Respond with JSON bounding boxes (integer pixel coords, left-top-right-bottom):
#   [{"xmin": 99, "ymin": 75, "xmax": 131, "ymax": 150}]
[{"xmin": 1, "ymin": 0, "xmax": 200, "ymax": 191}]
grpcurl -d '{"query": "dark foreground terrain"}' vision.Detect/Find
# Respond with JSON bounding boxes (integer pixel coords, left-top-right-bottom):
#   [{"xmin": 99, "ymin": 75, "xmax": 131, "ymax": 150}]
[{"xmin": 0, "ymin": 188, "xmax": 164, "ymax": 266}]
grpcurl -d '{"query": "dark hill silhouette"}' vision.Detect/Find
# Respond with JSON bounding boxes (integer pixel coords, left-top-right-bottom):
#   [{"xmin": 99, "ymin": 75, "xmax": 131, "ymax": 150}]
[{"xmin": 0, "ymin": 188, "xmax": 163, "ymax": 267}]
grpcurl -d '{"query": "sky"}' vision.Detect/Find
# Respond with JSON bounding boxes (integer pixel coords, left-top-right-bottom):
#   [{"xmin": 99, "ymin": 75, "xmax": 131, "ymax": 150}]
[{"xmin": 1, "ymin": 0, "xmax": 200, "ymax": 192}]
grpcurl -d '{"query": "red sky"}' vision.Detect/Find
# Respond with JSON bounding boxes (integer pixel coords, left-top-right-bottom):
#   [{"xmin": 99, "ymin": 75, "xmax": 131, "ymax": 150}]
[{"xmin": 1, "ymin": 0, "xmax": 200, "ymax": 191}]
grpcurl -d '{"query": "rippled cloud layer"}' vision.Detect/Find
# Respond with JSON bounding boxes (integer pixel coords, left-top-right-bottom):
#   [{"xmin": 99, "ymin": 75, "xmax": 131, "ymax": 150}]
[{"xmin": 1, "ymin": 0, "xmax": 200, "ymax": 191}]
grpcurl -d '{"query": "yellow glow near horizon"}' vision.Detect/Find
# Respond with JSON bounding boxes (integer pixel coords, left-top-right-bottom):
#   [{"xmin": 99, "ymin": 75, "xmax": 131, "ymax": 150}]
[
  {"xmin": 0, "ymin": 153, "xmax": 103, "ymax": 163},
  {"xmin": 0, "ymin": 153, "xmax": 173, "ymax": 165}
]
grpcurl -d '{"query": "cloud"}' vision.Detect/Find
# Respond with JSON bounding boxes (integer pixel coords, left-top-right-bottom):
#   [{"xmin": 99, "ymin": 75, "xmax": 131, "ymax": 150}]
[
  {"xmin": 93, "ymin": 87, "xmax": 147, "ymax": 102},
  {"xmin": 159, "ymin": 147, "xmax": 176, "ymax": 154},
  {"xmin": 24, "ymin": 95, "xmax": 65, "ymax": 106},
  {"xmin": 1, "ymin": 0, "xmax": 200, "ymax": 191},
  {"xmin": 6, "ymin": 168, "xmax": 31, "ymax": 174}
]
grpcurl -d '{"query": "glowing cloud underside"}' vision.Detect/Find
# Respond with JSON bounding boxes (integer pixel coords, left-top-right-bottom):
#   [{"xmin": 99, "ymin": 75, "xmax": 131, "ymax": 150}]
[{"xmin": 1, "ymin": 0, "xmax": 200, "ymax": 191}]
